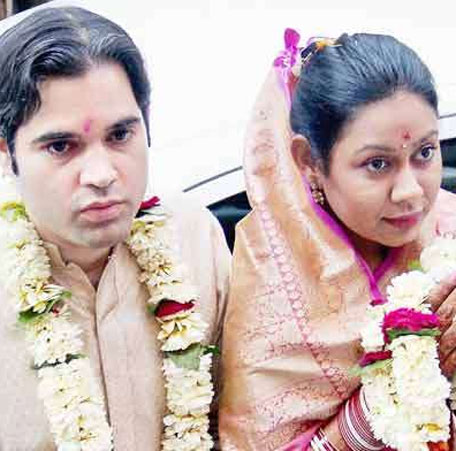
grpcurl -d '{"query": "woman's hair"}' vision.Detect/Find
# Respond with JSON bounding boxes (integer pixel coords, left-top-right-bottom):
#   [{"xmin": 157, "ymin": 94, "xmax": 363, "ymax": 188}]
[
  {"xmin": 0, "ymin": 6, "xmax": 151, "ymax": 174},
  {"xmin": 290, "ymin": 33, "xmax": 438, "ymax": 174}
]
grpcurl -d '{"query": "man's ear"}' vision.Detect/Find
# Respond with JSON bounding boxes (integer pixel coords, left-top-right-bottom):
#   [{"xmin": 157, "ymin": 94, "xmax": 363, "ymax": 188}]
[
  {"xmin": 0, "ymin": 137, "xmax": 8, "ymax": 155},
  {"xmin": 291, "ymin": 134, "xmax": 319, "ymax": 182},
  {"xmin": 0, "ymin": 138, "xmax": 14, "ymax": 177}
]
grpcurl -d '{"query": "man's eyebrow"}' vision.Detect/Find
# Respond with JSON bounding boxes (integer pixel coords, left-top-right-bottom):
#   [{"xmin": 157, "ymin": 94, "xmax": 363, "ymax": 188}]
[
  {"xmin": 30, "ymin": 116, "xmax": 142, "ymax": 145},
  {"xmin": 355, "ymin": 130, "xmax": 439, "ymax": 155},
  {"xmin": 31, "ymin": 131, "xmax": 77, "ymax": 145},
  {"xmin": 107, "ymin": 116, "xmax": 141, "ymax": 131}
]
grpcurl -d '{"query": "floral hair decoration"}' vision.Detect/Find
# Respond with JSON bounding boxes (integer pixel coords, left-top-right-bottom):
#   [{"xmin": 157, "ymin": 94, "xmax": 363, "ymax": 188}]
[
  {"xmin": 273, "ymin": 28, "xmax": 339, "ymax": 105},
  {"xmin": 300, "ymin": 36, "xmax": 339, "ymax": 66}
]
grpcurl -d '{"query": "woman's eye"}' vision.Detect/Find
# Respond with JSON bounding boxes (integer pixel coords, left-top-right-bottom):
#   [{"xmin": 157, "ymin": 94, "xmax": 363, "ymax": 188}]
[
  {"xmin": 416, "ymin": 145, "xmax": 435, "ymax": 162},
  {"xmin": 366, "ymin": 158, "xmax": 389, "ymax": 173}
]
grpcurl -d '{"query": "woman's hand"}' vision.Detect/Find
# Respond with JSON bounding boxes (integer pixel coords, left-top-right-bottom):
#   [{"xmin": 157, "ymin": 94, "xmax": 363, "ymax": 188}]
[{"xmin": 428, "ymin": 272, "xmax": 456, "ymax": 377}]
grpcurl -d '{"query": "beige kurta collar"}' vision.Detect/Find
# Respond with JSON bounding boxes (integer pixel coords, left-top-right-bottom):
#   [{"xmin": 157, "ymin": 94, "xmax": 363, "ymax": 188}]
[
  {"xmin": 0, "ymin": 200, "xmax": 231, "ymax": 450},
  {"xmin": 43, "ymin": 240, "xmax": 165, "ymax": 448}
]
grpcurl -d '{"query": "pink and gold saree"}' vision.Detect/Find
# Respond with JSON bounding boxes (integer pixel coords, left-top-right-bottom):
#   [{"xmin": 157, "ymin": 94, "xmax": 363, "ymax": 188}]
[{"xmin": 218, "ymin": 67, "xmax": 456, "ymax": 450}]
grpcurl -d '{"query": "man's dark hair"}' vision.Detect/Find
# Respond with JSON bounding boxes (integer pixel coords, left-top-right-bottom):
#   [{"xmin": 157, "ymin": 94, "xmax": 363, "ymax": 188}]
[
  {"xmin": 0, "ymin": 6, "xmax": 151, "ymax": 174},
  {"xmin": 290, "ymin": 33, "xmax": 438, "ymax": 174}
]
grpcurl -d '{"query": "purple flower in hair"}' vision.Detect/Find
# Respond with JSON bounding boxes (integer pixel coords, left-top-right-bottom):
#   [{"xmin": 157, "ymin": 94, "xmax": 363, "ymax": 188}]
[{"xmin": 273, "ymin": 28, "xmax": 300, "ymax": 71}]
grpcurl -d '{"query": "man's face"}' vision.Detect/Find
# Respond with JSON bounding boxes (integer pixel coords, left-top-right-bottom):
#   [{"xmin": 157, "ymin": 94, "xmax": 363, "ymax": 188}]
[{"xmin": 12, "ymin": 62, "xmax": 148, "ymax": 252}]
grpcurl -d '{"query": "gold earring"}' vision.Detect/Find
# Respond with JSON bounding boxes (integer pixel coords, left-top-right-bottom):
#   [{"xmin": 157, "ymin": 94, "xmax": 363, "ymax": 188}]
[{"xmin": 310, "ymin": 182, "xmax": 325, "ymax": 205}]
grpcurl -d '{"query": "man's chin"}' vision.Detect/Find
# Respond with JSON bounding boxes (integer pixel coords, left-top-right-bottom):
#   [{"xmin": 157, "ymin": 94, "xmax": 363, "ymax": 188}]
[{"xmin": 77, "ymin": 222, "xmax": 132, "ymax": 249}]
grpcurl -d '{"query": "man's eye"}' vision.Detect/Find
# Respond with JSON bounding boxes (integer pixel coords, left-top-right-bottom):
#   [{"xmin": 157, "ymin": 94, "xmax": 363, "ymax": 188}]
[
  {"xmin": 366, "ymin": 158, "xmax": 390, "ymax": 173},
  {"xmin": 46, "ymin": 140, "xmax": 72, "ymax": 154},
  {"xmin": 108, "ymin": 128, "xmax": 132, "ymax": 143}
]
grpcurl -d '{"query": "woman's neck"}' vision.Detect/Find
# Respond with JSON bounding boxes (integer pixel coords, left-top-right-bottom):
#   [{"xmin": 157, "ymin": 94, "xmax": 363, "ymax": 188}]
[
  {"xmin": 345, "ymin": 229, "xmax": 388, "ymax": 272},
  {"xmin": 323, "ymin": 203, "xmax": 389, "ymax": 272}
]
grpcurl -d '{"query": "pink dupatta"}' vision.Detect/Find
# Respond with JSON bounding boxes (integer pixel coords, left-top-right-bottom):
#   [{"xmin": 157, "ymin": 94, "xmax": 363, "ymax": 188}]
[{"xmin": 218, "ymin": 56, "xmax": 456, "ymax": 450}]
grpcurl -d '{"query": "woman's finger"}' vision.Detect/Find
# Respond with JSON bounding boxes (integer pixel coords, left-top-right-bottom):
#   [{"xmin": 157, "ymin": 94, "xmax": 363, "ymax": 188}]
[
  {"xmin": 436, "ymin": 294, "xmax": 456, "ymax": 334},
  {"xmin": 438, "ymin": 322, "xmax": 456, "ymax": 362},
  {"xmin": 440, "ymin": 345, "xmax": 456, "ymax": 379},
  {"xmin": 428, "ymin": 273, "xmax": 456, "ymax": 312}
]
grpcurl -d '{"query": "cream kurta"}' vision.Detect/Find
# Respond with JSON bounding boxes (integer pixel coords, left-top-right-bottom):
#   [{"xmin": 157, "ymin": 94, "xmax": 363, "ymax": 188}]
[{"xmin": 0, "ymin": 200, "xmax": 231, "ymax": 450}]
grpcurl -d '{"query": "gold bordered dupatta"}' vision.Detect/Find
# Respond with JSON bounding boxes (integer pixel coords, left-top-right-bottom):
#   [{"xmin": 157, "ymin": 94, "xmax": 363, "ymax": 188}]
[{"xmin": 218, "ymin": 37, "xmax": 456, "ymax": 449}]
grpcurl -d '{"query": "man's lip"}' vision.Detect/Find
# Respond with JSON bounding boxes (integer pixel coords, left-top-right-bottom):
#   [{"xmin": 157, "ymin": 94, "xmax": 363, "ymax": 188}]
[
  {"xmin": 80, "ymin": 200, "xmax": 123, "ymax": 212},
  {"xmin": 78, "ymin": 200, "xmax": 125, "ymax": 224},
  {"xmin": 383, "ymin": 212, "xmax": 423, "ymax": 228}
]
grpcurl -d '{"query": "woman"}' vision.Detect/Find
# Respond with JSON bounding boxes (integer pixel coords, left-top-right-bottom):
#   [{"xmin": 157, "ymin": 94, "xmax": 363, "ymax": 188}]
[{"xmin": 219, "ymin": 31, "xmax": 456, "ymax": 450}]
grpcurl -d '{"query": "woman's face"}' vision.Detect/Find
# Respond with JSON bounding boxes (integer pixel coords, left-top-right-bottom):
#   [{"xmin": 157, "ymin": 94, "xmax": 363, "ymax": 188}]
[{"xmin": 316, "ymin": 91, "xmax": 442, "ymax": 248}]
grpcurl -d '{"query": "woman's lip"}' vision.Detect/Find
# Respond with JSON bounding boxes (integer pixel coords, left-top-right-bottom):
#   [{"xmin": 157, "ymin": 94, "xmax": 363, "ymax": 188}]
[{"xmin": 383, "ymin": 212, "xmax": 423, "ymax": 229}]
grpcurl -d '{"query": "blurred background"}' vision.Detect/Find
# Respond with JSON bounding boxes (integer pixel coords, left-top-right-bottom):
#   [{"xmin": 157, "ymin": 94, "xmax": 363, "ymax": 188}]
[{"xmin": 1, "ymin": 1, "xmax": 456, "ymax": 248}]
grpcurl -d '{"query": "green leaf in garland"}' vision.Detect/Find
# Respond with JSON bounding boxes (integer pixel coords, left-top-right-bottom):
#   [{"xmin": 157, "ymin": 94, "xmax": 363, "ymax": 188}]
[
  {"xmin": 0, "ymin": 202, "xmax": 27, "ymax": 222},
  {"xmin": 165, "ymin": 343, "xmax": 205, "ymax": 370},
  {"xmin": 10, "ymin": 239, "xmax": 29, "ymax": 250},
  {"xmin": 43, "ymin": 292, "xmax": 70, "ymax": 314},
  {"xmin": 18, "ymin": 289, "xmax": 71, "ymax": 324},
  {"xmin": 65, "ymin": 353, "xmax": 84, "ymax": 364},
  {"xmin": 147, "ymin": 303, "xmax": 158, "ymax": 315},
  {"xmin": 32, "ymin": 353, "xmax": 85, "ymax": 370},
  {"xmin": 130, "ymin": 220, "xmax": 147, "ymax": 235},
  {"xmin": 386, "ymin": 327, "xmax": 440, "ymax": 341},
  {"xmin": 407, "ymin": 259, "xmax": 424, "ymax": 272},
  {"xmin": 350, "ymin": 358, "xmax": 393, "ymax": 377},
  {"xmin": 204, "ymin": 345, "xmax": 220, "ymax": 356},
  {"xmin": 18, "ymin": 309, "xmax": 41, "ymax": 324}
]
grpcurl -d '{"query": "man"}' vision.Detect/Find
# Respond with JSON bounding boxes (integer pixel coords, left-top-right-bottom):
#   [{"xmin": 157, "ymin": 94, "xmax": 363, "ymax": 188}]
[{"xmin": 0, "ymin": 6, "xmax": 230, "ymax": 450}]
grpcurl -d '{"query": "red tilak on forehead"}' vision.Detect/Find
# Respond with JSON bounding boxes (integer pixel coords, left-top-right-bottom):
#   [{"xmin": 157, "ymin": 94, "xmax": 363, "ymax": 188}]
[
  {"xmin": 82, "ymin": 119, "xmax": 92, "ymax": 134},
  {"xmin": 400, "ymin": 130, "xmax": 412, "ymax": 149}
]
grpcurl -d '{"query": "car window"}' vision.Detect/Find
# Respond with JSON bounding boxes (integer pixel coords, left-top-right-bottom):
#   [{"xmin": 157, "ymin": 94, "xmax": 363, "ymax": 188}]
[{"xmin": 208, "ymin": 192, "xmax": 250, "ymax": 252}]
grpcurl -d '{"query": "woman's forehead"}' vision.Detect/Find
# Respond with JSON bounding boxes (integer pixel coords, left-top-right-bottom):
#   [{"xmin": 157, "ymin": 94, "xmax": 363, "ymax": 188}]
[{"xmin": 336, "ymin": 92, "xmax": 438, "ymax": 149}]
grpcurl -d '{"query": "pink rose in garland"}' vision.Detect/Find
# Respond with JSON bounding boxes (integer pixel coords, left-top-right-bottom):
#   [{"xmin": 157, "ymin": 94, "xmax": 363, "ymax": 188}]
[
  {"xmin": 155, "ymin": 300, "xmax": 195, "ymax": 320},
  {"xmin": 382, "ymin": 307, "xmax": 440, "ymax": 343},
  {"xmin": 140, "ymin": 196, "xmax": 160, "ymax": 210},
  {"xmin": 359, "ymin": 350, "xmax": 393, "ymax": 368}
]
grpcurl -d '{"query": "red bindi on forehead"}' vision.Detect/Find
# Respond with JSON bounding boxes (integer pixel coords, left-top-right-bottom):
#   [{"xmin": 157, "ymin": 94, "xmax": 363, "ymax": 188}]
[
  {"xmin": 82, "ymin": 119, "xmax": 92, "ymax": 134},
  {"xmin": 399, "ymin": 130, "xmax": 412, "ymax": 149}
]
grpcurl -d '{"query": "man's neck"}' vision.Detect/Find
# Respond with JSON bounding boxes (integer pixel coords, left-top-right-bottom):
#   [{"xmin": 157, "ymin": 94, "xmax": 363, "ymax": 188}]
[{"xmin": 58, "ymin": 244, "xmax": 112, "ymax": 288}]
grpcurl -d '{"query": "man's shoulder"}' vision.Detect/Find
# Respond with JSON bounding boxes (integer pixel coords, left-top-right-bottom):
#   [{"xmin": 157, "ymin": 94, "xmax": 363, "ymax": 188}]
[{"xmin": 159, "ymin": 194, "xmax": 220, "ymax": 233}]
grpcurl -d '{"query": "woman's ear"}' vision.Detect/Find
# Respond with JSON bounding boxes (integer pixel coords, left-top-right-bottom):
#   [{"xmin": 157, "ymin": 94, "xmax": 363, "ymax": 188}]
[{"xmin": 291, "ymin": 134, "xmax": 318, "ymax": 181}]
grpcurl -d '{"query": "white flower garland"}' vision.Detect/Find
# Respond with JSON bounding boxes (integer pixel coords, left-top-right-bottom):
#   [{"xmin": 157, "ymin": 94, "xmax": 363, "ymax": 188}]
[
  {"xmin": 126, "ymin": 208, "xmax": 215, "ymax": 451},
  {"xmin": 359, "ymin": 236, "xmax": 456, "ymax": 451},
  {"xmin": 0, "ymin": 177, "xmax": 215, "ymax": 450}
]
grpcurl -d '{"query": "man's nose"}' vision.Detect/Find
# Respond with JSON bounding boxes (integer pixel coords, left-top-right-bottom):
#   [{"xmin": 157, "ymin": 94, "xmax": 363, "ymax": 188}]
[{"xmin": 79, "ymin": 145, "xmax": 117, "ymax": 189}]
